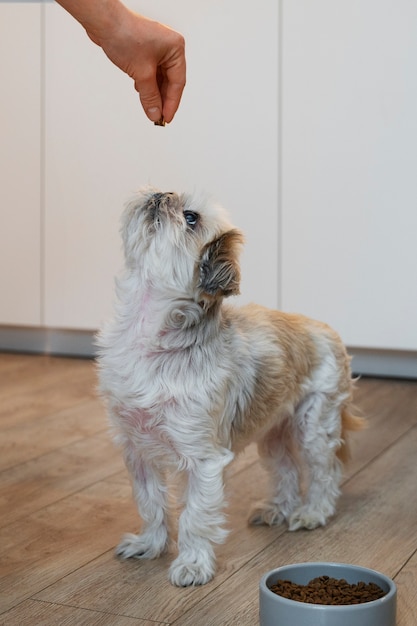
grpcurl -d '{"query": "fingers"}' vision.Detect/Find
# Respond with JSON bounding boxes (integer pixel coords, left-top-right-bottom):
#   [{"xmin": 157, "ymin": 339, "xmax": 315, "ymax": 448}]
[
  {"xmin": 136, "ymin": 31, "xmax": 186, "ymax": 124},
  {"xmin": 161, "ymin": 82, "xmax": 185, "ymax": 124},
  {"xmin": 159, "ymin": 61, "xmax": 186, "ymax": 124},
  {"xmin": 136, "ymin": 70, "xmax": 185, "ymax": 124}
]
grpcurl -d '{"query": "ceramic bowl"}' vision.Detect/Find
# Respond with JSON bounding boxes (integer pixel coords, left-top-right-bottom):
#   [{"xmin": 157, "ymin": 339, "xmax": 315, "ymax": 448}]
[{"xmin": 259, "ymin": 562, "xmax": 396, "ymax": 626}]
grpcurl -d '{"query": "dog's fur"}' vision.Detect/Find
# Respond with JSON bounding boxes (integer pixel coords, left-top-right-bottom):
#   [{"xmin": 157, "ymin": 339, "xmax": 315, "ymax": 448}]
[{"xmin": 97, "ymin": 188, "xmax": 364, "ymax": 587}]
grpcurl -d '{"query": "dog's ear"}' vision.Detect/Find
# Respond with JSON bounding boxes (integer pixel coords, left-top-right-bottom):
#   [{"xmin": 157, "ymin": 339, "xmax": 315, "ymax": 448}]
[{"xmin": 197, "ymin": 229, "xmax": 244, "ymax": 304}]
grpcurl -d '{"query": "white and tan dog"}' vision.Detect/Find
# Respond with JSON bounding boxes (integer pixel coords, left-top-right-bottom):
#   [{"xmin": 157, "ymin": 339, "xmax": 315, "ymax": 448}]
[{"xmin": 97, "ymin": 188, "xmax": 363, "ymax": 587}]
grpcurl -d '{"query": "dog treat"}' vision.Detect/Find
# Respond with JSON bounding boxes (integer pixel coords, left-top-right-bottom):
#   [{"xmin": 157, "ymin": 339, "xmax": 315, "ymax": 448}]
[
  {"xmin": 269, "ymin": 576, "xmax": 386, "ymax": 605},
  {"xmin": 154, "ymin": 116, "xmax": 166, "ymax": 127}
]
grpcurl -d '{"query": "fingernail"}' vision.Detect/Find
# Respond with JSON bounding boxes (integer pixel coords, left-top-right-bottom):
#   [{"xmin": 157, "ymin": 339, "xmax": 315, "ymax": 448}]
[{"xmin": 148, "ymin": 107, "xmax": 161, "ymax": 119}]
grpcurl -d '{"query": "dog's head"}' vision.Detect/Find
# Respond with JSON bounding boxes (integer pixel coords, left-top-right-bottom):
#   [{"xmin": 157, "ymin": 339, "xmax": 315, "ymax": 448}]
[{"xmin": 121, "ymin": 188, "xmax": 244, "ymax": 308}]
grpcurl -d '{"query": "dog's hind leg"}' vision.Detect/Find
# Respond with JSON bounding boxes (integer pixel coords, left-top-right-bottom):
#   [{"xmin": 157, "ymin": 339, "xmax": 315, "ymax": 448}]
[
  {"xmin": 169, "ymin": 449, "xmax": 233, "ymax": 587},
  {"xmin": 116, "ymin": 443, "xmax": 169, "ymax": 560},
  {"xmin": 288, "ymin": 392, "xmax": 344, "ymax": 531},
  {"xmin": 249, "ymin": 418, "xmax": 302, "ymax": 527}
]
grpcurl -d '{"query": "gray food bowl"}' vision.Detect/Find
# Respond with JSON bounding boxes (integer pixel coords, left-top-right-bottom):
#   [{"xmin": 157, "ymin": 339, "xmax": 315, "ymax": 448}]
[{"xmin": 259, "ymin": 562, "xmax": 396, "ymax": 626}]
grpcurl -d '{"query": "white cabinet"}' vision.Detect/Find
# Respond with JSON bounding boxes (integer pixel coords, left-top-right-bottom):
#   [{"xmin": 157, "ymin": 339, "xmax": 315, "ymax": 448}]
[
  {"xmin": 0, "ymin": 3, "xmax": 42, "ymax": 325},
  {"xmin": 281, "ymin": 0, "xmax": 417, "ymax": 351},
  {"xmin": 43, "ymin": 0, "xmax": 279, "ymax": 328},
  {"xmin": 1, "ymin": 0, "xmax": 416, "ymax": 372}
]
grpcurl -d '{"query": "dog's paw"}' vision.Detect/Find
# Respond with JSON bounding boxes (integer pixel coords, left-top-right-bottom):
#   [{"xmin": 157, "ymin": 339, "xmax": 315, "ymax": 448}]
[
  {"xmin": 288, "ymin": 505, "xmax": 333, "ymax": 531},
  {"xmin": 248, "ymin": 504, "xmax": 286, "ymax": 527},
  {"xmin": 116, "ymin": 532, "xmax": 167, "ymax": 560},
  {"xmin": 169, "ymin": 554, "xmax": 215, "ymax": 587}
]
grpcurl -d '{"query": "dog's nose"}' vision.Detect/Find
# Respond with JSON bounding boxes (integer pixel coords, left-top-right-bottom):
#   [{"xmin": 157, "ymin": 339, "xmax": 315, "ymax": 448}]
[
  {"xmin": 147, "ymin": 192, "xmax": 178, "ymax": 220},
  {"xmin": 153, "ymin": 192, "xmax": 166, "ymax": 203},
  {"xmin": 149, "ymin": 192, "xmax": 165, "ymax": 212}
]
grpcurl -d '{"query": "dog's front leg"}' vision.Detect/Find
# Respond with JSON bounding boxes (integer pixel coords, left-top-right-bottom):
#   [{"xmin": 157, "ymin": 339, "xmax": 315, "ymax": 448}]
[
  {"xmin": 116, "ymin": 446, "xmax": 169, "ymax": 560},
  {"xmin": 169, "ymin": 450, "xmax": 233, "ymax": 587}
]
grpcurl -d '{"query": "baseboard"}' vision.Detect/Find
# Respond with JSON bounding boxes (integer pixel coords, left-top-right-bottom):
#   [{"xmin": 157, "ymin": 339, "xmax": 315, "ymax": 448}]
[
  {"xmin": 0, "ymin": 326, "xmax": 96, "ymax": 359},
  {"xmin": 0, "ymin": 326, "xmax": 416, "ymax": 379},
  {"xmin": 349, "ymin": 347, "xmax": 417, "ymax": 380}
]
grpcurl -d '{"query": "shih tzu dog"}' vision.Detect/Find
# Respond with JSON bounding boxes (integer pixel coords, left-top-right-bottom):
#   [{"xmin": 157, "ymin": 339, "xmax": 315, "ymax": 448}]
[{"xmin": 97, "ymin": 188, "xmax": 363, "ymax": 587}]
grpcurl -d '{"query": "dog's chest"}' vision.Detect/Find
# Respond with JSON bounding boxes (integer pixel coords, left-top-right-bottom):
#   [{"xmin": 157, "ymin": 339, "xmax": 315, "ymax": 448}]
[{"xmin": 118, "ymin": 404, "xmax": 178, "ymax": 457}]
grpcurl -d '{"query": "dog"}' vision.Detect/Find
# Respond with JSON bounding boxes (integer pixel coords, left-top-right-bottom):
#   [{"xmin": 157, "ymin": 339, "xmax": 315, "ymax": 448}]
[{"xmin": 97, "ymin": 188, "xmax": 364, "ymax": 587}]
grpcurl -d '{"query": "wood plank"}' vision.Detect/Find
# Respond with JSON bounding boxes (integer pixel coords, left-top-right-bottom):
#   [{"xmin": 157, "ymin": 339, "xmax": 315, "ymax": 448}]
[
  {"xmin": 0, "ymin": 355, "xmax": 96, "ymax": 429},
  {"xmin": 396, "ymin": 549, "xmax": 417, "ymax": 626},
  {"xmin": 353, "ymin": 378, "xmax": 417, "ymax": 429},
  {"xmin": 226, "ymin": 443, "xmax": 259, "ymax": 479},
  {"xmin": 31, "ymin": 414, "xmax": 414, "ymax": 623},
  {"xmin": 0, "ymin": 352, "xmax": 37, "ymax": 376},
  {"xmin": 0, "ymin": 354, "xmax": 94, "ymax": 397},
  {"xmin": 174, "ymin": 424, "xmax": 417, "ymax": 625},
  {"xmin": 0, "ymin": 398, "xmax": 107, "ymax": 471},
  {"xmin": 343, "ymin": 377, "xmax": 417, "ymax": 477},
  {"xmin": 0, "ymin": 433, "xmax": 124, "ymax": 527},
  {"xmin": 32, "ymin": 465, "xmax": 275, "ymax": 622},
  {"xmin": 0, "ymin": 599, "xmax": 165, "ymax": 625},
  {"xmin": 0, "ymin": 355, "xmax": 415, "ymax": 625},
  {"xmin": 0, "ymin": 478, "xmax": 138, "ymax": 614}
]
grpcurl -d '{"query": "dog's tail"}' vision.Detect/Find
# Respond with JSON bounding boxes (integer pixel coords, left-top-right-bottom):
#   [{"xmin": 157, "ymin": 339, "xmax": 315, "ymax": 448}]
[{"xmin": 337, "ymin": 407, "xmax": 367, "ymax": 463}]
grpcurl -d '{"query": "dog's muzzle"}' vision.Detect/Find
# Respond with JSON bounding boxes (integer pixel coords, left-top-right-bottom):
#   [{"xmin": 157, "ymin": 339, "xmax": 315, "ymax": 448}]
[{"xmin": 146, "ymin": 192, "xmax": 179, "ymax": 225}]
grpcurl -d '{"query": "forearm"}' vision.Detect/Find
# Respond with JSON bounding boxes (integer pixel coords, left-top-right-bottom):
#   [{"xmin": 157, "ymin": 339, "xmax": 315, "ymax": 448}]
[{"xmin": 55, "ymin": 0, "xmax": 129, "ymax": 44}]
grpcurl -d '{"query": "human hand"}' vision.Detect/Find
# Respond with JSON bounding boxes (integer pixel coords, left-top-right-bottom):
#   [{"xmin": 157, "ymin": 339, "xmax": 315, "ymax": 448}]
[
  {"xmin": 56, "ymin": 0, "xmax": 186, "ymax": 123},
  {"xmin": 88, "ymin": 9, "xmax": 186, "ymax": 124}
]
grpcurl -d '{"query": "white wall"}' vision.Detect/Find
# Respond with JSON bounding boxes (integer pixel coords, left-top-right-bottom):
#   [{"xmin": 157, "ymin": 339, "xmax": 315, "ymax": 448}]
[
  {"xmin": 43, "ymin": 0, "xmax": 279, "ymax": 328},
  {"xmin": 1, "ymin": 0, "xmax": 416, "ymax": 376},
  {"xmin": 0, "ymin": 3, "xmax": 42, "ymax": 325},
  {"xmin": 281, "ymin": 0, "xmax": 417, "ymax": 352}
]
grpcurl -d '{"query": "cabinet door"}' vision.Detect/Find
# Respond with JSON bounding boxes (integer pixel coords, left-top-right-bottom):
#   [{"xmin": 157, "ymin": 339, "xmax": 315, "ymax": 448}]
[
  {"xmin": 0, "ymin": 3, "xmax": 41, "ymax": 325},
  {"xmin": 281, "ymin": 0, "xmax": 417, "ymax": 350},
  {"xmin": 44, "ymin": 0, "xmax": 279, "ymax": 329}
]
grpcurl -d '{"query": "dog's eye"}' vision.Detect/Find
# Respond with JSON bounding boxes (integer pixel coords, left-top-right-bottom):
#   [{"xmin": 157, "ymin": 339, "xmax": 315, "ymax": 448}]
[{"xmin": 184, "ymin": 211, "xmax": 199, "ymax": 228}]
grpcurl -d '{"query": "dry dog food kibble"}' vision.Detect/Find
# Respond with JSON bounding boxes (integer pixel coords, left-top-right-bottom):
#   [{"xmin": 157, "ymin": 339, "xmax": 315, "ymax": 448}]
[{"xmin": 270, "ymin": 575, "xmax": 386, "ymax": 605}]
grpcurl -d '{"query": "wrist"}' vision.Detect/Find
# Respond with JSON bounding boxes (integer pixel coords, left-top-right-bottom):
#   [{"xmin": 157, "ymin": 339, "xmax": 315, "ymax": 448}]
[
  {"xmin": 56, "ymin": 0, "xmax": 130, "ymax": 45},
  {"xmin": 82, "ymin": 0, "xmax": 127, "ymax": 44}
]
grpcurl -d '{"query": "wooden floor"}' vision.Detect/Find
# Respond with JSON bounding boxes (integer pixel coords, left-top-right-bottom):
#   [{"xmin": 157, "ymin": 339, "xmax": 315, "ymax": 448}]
[{"xmin": 0, "ymin": 353, "xmax": 416, "ymax": 625}]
